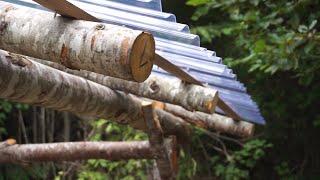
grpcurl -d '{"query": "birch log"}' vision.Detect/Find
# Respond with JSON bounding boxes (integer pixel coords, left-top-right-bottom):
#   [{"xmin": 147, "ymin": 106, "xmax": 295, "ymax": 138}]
[
  {"xmin": 0, "ymin": 2, "xmax": 155, "ymax": 82},
  {"xmin": 160, "ymin": 103, "xmax": 254, "ymax": 137},
  {"xmin": 0, "ymin": 50, "xmax": 189, "ymax": 139},
  {"xmin": 0, "ymin": 140, "xmax": 153, "ymax": 163},
  {"xmin": 34, "ymin": 59, "xmax": 218, "ymax": 113}
]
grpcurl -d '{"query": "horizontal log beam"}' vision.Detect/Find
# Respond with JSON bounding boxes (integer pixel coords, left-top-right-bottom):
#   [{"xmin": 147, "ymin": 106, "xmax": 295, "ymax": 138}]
[
  {"xmin": 0, "ymin": 139, "xmax": 153, "ymax": 164},
  {"xmin": 34, "ymin": 59, "xmax": 218, "ymax": 113},
  {"xmin": 29, "ymin": 59, "xmax": 248, "ymax": 137},
  {"xmin": 0, "ymin": 2, "xmax": 155, "ymax": 82},
  {"xmin": 0, "ymin": 50, "xmax": 190, "ymax": 139}
]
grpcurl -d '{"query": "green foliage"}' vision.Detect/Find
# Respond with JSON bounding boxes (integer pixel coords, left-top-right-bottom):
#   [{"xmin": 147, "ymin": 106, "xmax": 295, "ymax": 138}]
[
  {"xmin": 0, "ymin": 164, "xmax": 49, "ymax": 180},
  {"xmin": 209, "ymin": 139, "xmax": 272, "ymax": 180},
  {"xmin": 186, "ymin": 0, "xmax": 320, "ymax": 178},
  {"xmin": 0, "ymin": 100, "xmax": 12, "ymax": 136},
  {"xmin": 190, "ymin": 0, "xmax": 320, "ymax": 84},
  {"xmin": 77, "ymin": 120, "xmax": 150, "ymax": 180},
  {"xmin": 0, "ymin": 100, "xmax": 29, "ymax": 137}
]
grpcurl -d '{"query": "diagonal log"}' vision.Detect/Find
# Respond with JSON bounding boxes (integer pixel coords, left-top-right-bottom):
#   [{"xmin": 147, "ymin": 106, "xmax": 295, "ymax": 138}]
[
  {"xmin": 158, "ymin": 102, "xmax": 255, "ymax": 138},
  {"xmin": 0, "ymin": 50, "xmax": 190, "ymax": 139},
  {"xmin": 31, "ymin": 59, "xmax": 250, "ymax": 137},
  {"xmin": 0, "ymin": 139, "xmax": 153, "ymax": 164},
  {"xmin": 154, "ymin": 54, "xmax": 202, "ymax": 86},
  {"xmin": 35, "ymin": 60, "xmax": 251, "ymax": 137},
  {"xmin": 32, "ymin": 0, "xmax": 100, "ymax": 21},
  {"xmin": 0, "ymin": 2, "xmax": 155, "ymax": 82},
  {"xmin": 33, "ymin": 59, "xmax": 218, "ymax": 113}
]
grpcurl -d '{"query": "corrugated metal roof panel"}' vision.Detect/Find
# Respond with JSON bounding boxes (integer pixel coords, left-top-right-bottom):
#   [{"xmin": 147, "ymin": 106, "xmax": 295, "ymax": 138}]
[{"xmin": 4, "ymin": 0, "xmax": 265, "ymax": 124}]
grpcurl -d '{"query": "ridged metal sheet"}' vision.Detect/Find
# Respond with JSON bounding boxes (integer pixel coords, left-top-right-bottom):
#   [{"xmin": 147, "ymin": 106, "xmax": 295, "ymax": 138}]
[{"xmin": 4, "ymin": 0, "xmax": 265, "ymax": 125}]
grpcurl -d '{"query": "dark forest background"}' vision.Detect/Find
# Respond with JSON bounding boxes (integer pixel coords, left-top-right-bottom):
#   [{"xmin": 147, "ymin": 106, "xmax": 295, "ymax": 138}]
[{"xmin": 1, "ymin": 0, "xmax": 320, "ymax": 179}]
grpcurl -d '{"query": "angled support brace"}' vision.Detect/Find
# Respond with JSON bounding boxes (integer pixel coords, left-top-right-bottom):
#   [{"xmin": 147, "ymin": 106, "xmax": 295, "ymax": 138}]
[{"xmin": 32, "ymin": 0, "xmax": 100, "ymax": 21}]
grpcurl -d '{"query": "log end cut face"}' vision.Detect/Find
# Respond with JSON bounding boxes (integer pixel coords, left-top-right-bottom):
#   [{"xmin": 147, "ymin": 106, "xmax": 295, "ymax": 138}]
[{"xmin": 130, "ymin": 32, "xmax": 155, "ymax": 82}]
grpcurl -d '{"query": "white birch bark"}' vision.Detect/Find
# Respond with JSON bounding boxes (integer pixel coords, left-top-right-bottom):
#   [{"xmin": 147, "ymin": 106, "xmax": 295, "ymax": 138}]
[
  {"xmin": 0, "ymin": 140, "xmax": 153, "ymax": 163},
  {"xmin": 0, "ymin": 50, "xmax": 189, "ymax": 138},
  {"xmin": 0, "ymin": 2, "xmax": 155, "ymax": 82},
  {"xmin": 34, "ymin": 59, "xmax": 219, "ymax": 113}
]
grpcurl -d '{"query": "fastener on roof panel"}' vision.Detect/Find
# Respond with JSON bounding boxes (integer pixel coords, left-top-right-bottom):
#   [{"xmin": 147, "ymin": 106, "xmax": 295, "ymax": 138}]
[
  {"xmin": 109, "ymin": 0, "xmax": 162, "ymax": 11},
  {"xmin": 78, "ymin": 0, "xmax": 176, "ymax": 22}
]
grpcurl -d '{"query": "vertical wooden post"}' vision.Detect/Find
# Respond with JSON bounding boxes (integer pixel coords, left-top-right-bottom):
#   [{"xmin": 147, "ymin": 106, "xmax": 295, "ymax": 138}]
[{"xmin": 142, "ymin": 102, "xmax": 178, "ymax": 180}]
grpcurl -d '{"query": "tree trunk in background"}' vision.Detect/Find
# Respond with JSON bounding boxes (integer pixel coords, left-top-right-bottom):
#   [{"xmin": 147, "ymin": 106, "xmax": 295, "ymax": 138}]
[
  {"xmin": 0, "ymin": 2, "xmax": 155, "ymax": 82},
  {"xmin": 162, "ymin": 103, "xmax": 254, "ymax": 137},
  {"xmin": 0, "ymin": 141, "xmax": 153, "ymax": 163},
  {"xmin": 63, "ymin": 112, "xmax": 71, "ymax": 142},
  {"xmin": 0, "ymin": 50, "xmax": 189, "ymax": 139},
  {"xmin": 32, "ymin": 107, "xmax": 37, "ymax": 143},
  {"xmin": 35, "ymin": 59, "xmax": 218, "ymax": 113},
  {"xmin": 40, "ymin": 108, "xmax": 46, "ymax": 143}
]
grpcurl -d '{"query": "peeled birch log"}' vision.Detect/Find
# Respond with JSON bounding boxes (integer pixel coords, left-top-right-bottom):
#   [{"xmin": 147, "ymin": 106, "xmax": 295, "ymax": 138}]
[
  {"xmin": 0, "ymin": 140, "xmax": 153, "ymax": 163},
  {"xmin": 160, "ymin": 103, "xmax": 254, "ymax": 137},
  {"xmin": 0, "ymin": 50, "xmax": 189, "ymax": 139},
  {"xmin": 34, "ymin": 59, "xmax": 218, "ymax": 113},
  {"xmin": 0, "ymin": 2, "xmax": 155, "ymax": 82}
]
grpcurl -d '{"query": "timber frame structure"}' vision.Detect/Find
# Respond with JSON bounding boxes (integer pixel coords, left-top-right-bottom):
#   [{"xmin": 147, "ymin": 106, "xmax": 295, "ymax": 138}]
[{"xmin": 0, "ymin": 0, "xmax": 264, "ymax": 179}]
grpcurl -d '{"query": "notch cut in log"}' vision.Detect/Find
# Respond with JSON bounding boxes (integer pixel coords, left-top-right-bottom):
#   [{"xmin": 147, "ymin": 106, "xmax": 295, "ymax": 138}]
[
  {"xmin": 32, "ymin": 0, "xmax": 99, "ymax": 21},
  {"xmin": 0, "ymin": 2, "xmax": 155, "ymax": 82},
  {"xmin": 0, "ymin": 140, "xmax": 153, "ymax": 164},
  {"xmin": 34, "ymin": 59, "xmax": 218, "ymax": 113},
  {"xmin": 0, "ymin": 50, "xmax": 190, "ymax": 140}
]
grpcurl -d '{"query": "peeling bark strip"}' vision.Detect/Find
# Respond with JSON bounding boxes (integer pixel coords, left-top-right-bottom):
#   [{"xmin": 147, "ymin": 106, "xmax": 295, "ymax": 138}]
[
  {"xmin": 0, "ymin": 2, "xmax": 155, "ymax": 82},
  {"xmin": 34, "ymin": 59, "xmax": 218, "ymax": 113},
  {"xmin": 0, "ymin": 141, "xmax": 153, "ymax": 163},
  {"xmin": 162, "ymin": 103, "xmax": 254, "ymax": 137},
  {"xmin": 0, "ymin": 50, "xmax": 189, "ymax": 138}
]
